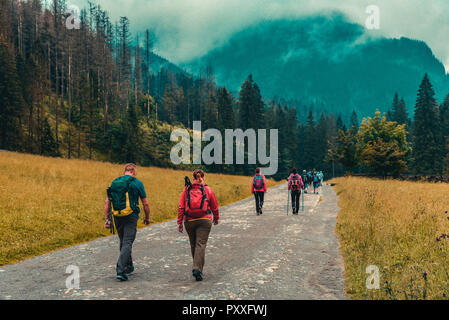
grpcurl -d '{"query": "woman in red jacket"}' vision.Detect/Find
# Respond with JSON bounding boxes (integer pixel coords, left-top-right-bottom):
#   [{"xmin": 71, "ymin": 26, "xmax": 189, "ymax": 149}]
[
  {"xmin": 251, "ymin": 168, "xmax": 267, "ymax": 215},
  {"xmin": 288, "ymin": 168, "xmax": 304, "ymax": 214},
  {"xmin": 178, "ymin": 169, "xmax": 219, "ymax": 281}
]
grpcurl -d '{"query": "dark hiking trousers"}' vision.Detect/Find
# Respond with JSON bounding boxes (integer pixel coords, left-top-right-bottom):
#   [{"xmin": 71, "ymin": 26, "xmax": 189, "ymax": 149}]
[
  {"xmin": 291, "ymin": 190, "xmax": 301, "ymax": 213},
  {"xmin": 113, "ymin": 215, "xmax": 138, "ymax": 275},
  {"xmin": 185, "ymin": 219, "xmax": 212, "ymax": 273},
  {"xmin": 254, "ymin": 191, "xmax": 265, "ymax": 213}
]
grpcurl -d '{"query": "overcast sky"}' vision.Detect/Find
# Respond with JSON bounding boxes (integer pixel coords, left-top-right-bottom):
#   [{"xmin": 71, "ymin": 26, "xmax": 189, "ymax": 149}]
[{"xmin": 68, "ymin": 0, "xmax": 449, "ymax": 72}]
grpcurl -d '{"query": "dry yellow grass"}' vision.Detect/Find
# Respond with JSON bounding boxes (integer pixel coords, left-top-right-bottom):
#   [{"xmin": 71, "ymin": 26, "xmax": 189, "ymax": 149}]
[
  {"xmin": 0, "ymin": 151, "xmax": 280, "ymax": 266},
  {"xmin": 331, "ymin": 177, "xmax": 449, "ymax": 299}
]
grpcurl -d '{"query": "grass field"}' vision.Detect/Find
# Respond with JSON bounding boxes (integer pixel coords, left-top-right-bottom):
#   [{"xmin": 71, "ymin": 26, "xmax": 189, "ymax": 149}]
[
  {"xmin": 0, "ymin": 151, "xmax": 280, "ymax": 266},
  {"xmin": 331, "ymin": 177, "xmax": 449, "ymax": 299}
]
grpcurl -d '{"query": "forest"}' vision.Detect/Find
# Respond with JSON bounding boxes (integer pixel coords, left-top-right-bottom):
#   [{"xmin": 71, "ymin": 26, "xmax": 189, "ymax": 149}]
[{"xmin": 1, "ymin": 0, "xmax": 449, "ymax": 180}]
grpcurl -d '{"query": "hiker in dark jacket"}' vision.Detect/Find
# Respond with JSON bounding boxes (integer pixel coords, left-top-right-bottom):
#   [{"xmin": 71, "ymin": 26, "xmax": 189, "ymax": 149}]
[
  {"xmin": 288, "ymin": 168, "xmax": 304, "ymax": 215},
  {"xmin": 251, "ymin": 168, "xmax": 267, "ymax": 215},
  {"xmin": 301, "ymin": 170, "xmax": 309, "ymax": 194},
  {"xmin": 104, "ymin": 163, "xmax": 150, "ymax": 281},
  {"xmin": 178, "ymin": 169, "xmax": 219, "ymax": 281},
  {"xmin": 312, "ymin": 170, "xmax": 321, "ymax": 194}
]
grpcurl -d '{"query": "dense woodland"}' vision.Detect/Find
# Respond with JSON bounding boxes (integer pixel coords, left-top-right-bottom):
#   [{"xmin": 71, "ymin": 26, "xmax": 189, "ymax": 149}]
[{"xmin": 1, "ymin": 0, "xmax": 449, "ymax": 180}]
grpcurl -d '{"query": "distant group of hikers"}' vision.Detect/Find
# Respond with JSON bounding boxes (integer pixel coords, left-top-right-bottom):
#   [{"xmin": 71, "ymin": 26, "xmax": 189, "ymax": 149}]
[
  {"xmin": 251, "ymin": 167, "xmax": 323, "ymax": 215},
  {"xmin": 103, "ymin": 164, "xmax": 323, "ymax": 282},
  {"xmin": 301, "ymin": 169, "xmax": 323, "ymax": 195},
  {"xmin": 288, "ymin": 168, "xmax": 322, "ymax": 214}
]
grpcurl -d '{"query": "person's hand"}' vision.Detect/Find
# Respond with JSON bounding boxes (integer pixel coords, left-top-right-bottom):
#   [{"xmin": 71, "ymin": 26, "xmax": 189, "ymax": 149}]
[
  {"xmin": 143, "ymin": 217, "xmax": 150, "ymax": 226},
  {"xmin": 213, "ymin": 219, "xmax": 219, "ymax": 226},
  {"xmin": 178, "ymin": 224, "xmax": 183, "ymax": 233},
  {"xmin": 104, "ymin": 219, "xmax": 111, "ymax": 229}
]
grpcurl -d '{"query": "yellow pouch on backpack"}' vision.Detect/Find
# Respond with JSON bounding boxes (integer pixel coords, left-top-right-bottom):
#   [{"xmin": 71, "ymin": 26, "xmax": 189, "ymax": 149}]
[{"xmin": 112, "ymin": 193, "xmax": 134, "ymax": 216}]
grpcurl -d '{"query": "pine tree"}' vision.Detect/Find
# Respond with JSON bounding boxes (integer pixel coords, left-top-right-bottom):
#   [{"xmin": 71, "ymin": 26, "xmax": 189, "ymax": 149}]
[
  {"xmin": 238, "ymin": 75, "xmax": 264, "ymax": 130},
  {"xmin": 440, "ymin": 94, "xmax": 449, "ymax": 170},
  {"xmin": 119, "ymin": 16, "xmax": 132, "ymax": 111},
  {"xmin": 217, "ymin": 86, "xmax": 235, "ymax": 131},
  {"xmin": 302, "ymin": 110, "xmax": 316, "ymax": 170},
  {"xmin": 336, "ymin": 114, "xmax": 346, "ymax": 132},
  {"xmin": 251, "ymin": 82, "xmax": 265, "ymax": 128},
  {"xmin": 315, "ymin": 113, "xmax": 329, "ymax": 171},
  {"xmin": 275, "ymin": 103, "xmax": 289, "ymax": 178},
  {"xmin": 40, "ymin": 117, "xmax": 59, "ymax": 156},
  {"xmin": 123, "ymin": 103, "xmax": 141, "ymax": 163},
  {"xmin": 391, "ymin": 93, "xmax": 409, "ymax": 126},
  {"xmin": 0, "ymin": 36, "xmax": 24, "ymax": 150},
  {"xmin": 161, "ymin": 81, "xmax": 178, "ymax": 123},
  {"xmin": 285, "ymin": 106, "xmax": 299, "ymax": 169},
  {"xmin": 175, "ymin": 86, "xmax": 187, "ymax": 126},
  {"xmin": 412, "ymin": 74, "xmax": 442, "ymax": 174},
  {"xmin": 350, "ymin": 110, "xmax": 359, "ymax": 131},
  {"xmin": 238, "ymin": 75, "xmax": 254, "ymax": 130},
  {"xmin": 134, "ymin": 36, "xmax": 142, "ymax": 106},
  {"xmin": 204, "ymin": 89, "xmax": 218, "ymax": 129}
]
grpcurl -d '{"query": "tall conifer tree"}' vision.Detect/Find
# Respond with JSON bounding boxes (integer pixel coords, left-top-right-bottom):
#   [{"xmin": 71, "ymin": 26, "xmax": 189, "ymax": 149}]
[{"xmin": 412, "ymin": 74, "xmax": 442, "ymax": 173}]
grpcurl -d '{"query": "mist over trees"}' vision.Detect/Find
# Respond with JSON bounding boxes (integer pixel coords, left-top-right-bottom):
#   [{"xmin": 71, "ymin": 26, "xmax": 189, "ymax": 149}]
[{"xmin": 1, "ymin": 0, "xmax": 449, "ymax": 179}]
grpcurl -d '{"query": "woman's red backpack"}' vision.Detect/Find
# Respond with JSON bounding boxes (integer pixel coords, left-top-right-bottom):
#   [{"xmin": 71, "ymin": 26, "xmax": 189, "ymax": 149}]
[
  {"xmin": 185, "ymin": 183, "xmax": 210, "ymax": 218},
  {"xmin": 291, "ymin": 174, "xmax": 301, "ymax": 191}
]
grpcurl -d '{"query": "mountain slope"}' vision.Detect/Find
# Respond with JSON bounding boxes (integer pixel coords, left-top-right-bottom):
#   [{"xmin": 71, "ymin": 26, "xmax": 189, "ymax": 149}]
[
  {"xmin": 185, "ymin": 13, "xmax": 449, "ymax": 119},
  {"xmin": 150, "ymin": 51, "xmax": 185, "ymax": 74}
]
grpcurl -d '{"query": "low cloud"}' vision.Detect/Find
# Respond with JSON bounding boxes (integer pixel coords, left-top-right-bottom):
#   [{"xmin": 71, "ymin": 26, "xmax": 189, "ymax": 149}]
[{"xmin": 69, "ymin": 0, "xmax": 449, "ymax": 72}]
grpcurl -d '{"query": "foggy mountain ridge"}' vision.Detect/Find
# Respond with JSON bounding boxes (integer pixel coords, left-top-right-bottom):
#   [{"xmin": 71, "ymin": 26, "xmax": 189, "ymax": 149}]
[{"xmin": 179, "ymin": 13, "xmax": 449, "ymax": 120}]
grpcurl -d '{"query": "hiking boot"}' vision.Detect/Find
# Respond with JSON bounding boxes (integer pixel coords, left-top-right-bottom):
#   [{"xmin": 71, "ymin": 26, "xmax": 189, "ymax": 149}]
[
  {"xmin": 125, "ymin": 265, "xmax": 135, "ymax": 276},
  {"xmin": 116, "ymin": 273, "xmax": 129, "ymax": 281},
  {"xmin": 192, "ymin": 269, "xmax": 203, "ymax": 281},
  {"xmin": 259, "ymin": 208, "xmax": 263, "ymax": 215}
]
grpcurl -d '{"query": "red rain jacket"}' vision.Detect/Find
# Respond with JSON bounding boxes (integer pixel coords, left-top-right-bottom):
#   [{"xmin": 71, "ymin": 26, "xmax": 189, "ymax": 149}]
[
  {"xmin": 251, "ymin": 174, "xmax": 267, "ymax": 193},
  {"xmin": 178, "ymin": 183, "xmax": 219, "ymax": 225},
  {"xmin": 288, "ymin": 173, "xmax": 304, "ymax": 191}
]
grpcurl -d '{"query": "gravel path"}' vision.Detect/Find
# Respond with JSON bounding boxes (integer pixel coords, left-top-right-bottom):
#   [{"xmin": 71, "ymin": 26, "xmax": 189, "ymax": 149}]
[{"xmin": 0, "ymin": 183, "xmax": 346, "ymax": 300}]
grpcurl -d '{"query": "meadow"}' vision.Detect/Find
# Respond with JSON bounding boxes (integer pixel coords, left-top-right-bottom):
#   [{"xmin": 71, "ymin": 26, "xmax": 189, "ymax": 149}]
[
  {"xmin": 0, "ymin": 151, "xmax": 279, "ymax": 266},
  {"xmin": 331, "ymin": 177, "xmax": 449, "ymax": 299}
]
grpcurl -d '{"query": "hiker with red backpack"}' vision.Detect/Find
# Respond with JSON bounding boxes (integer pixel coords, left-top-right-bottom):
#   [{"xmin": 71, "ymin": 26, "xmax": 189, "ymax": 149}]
[
  {"xmin": 251, "ymin": 168, "xmax": 267, "ymax": 215},
  {"xmin": 288, "ymin": 168, "xmax": 304, "ymax": 215},
  {"xmin": 178, "ymin": 169, "xmax": 219, "ymax": 281}
]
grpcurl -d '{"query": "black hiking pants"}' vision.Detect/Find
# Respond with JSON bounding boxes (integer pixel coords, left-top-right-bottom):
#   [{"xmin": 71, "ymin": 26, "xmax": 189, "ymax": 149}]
[
  {"xmin": 113, "ymin": 215, "xmax": 138, "ymax": 275},
  {"xmin": 254, "ymin": 191, "xmax": 265, "ymax": 213},
  {"xmin": 291, "ymin": 189, "xmax": 301, "ymax": 213}
]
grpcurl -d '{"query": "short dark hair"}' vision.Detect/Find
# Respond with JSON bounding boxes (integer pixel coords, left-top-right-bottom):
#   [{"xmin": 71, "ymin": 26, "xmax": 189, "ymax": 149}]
[
  {"xmin": 291, "ymin": 168, "xmax": 297, "ymax": 174},
  {"xmin": 193, "ymin": 169, "xmax": 205, "ymax": 180},
  {"xmin": 255, "ymin": 168, "xmax": 261, "ymax": 174}
]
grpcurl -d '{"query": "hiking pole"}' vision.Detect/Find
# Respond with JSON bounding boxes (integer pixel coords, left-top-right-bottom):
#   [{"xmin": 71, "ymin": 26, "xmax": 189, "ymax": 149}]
[
  {"xmin": 184, "ymin": 176, "xmax": 192, "ymax": 188},
  {"xmin": 106, "ymin": 187, "xmax": 116, "ymax": 235}
]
